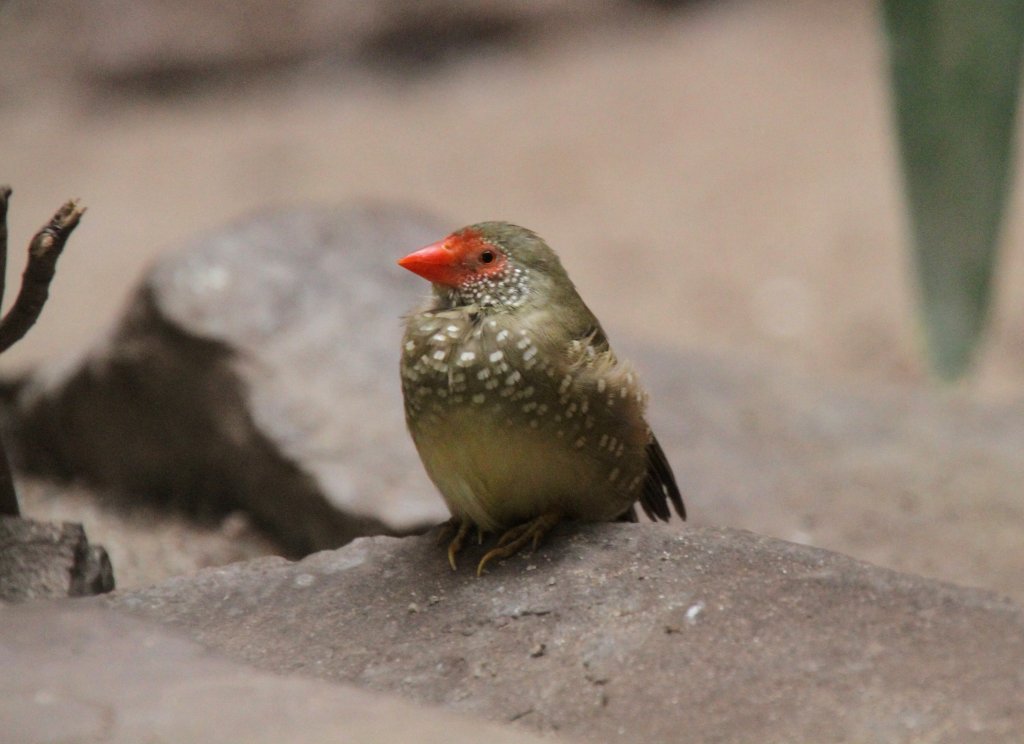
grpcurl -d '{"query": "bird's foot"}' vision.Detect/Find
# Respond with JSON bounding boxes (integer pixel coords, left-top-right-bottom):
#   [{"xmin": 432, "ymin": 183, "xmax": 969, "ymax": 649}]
[
  {"xmin": 476, "ymin": 513, "xmax": 560, "ymax": 577},
  {"xmin": 442, "ymin": 519, "xmax": 471, "ymax": 571},
  {"xmin": 435, "ymin": 517, "xmax": 459, "ymax": 546}
]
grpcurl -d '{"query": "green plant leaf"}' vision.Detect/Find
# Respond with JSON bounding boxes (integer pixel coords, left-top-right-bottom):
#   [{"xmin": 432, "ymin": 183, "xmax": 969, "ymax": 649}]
[{"xmin": 882, "ymin": 0, "xmax": 1024, "ymax": 379}]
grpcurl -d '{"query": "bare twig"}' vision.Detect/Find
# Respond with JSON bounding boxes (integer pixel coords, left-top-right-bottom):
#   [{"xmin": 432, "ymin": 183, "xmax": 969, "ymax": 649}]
[
  {"xmin": 0, "ymin": 197, "xmax": 85, "ymax": 354},
  {"xmin": 0, "ymin": 185, "xmax": 11, "ymax": 310},
  {"xmin": 0, "ymin": 188, "xmax": 85, "ymax": 516},
  {"xmin": 0, "ymin": 187, "xmax": 13, "ymax": 516}
]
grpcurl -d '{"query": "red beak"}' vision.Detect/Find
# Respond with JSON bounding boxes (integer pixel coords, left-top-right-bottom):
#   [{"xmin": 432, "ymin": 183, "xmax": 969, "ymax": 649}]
[{"xmin": 397, "ymin": 239, "xmax": 462, "ymax": 286}]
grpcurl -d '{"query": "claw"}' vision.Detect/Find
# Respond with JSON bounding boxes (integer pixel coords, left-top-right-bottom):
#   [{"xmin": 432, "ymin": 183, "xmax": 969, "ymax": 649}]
[
  {"xmin": 476, "ymin": 513, "xmax": 560, "ymax": 577},
  {"xmin": 435, "ymin": 517, "xmax": 459, "ymax": 546},
  {"xmin": 447, "ymin": 520, "xmax": 471, "ymax": 571}
]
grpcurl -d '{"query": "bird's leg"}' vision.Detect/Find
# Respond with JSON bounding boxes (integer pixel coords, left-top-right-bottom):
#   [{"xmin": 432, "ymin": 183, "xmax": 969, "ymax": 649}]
[
  {"xmin": 477, "ymin": 513, "xmax": 560, "ymax": 577},
  {"xmin": 446, "ymin": 519, "xmax": 472, "ymax": 571}
]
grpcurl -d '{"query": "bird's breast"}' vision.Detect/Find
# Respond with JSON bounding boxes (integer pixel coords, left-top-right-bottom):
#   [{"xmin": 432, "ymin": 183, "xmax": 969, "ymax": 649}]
[
  {"xmin": 400, "ymin": 309, "xmax": 648, "ymax": 529},
  {"xmin": 400, "ymin": 311, "xmax": 554, "ymax": 424},
  {"xmin": 413, "ymin": 407, "xmax": 632, "ymax": 530}
]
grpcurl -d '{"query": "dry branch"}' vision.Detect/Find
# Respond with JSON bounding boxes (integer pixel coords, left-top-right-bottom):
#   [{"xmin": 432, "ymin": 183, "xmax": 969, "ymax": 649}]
[
  {"xmin": 0, "ymin": 196, "xmax": 85, "ymax": 354},
  {"xmin": 0, "ymin": 188, "xmax": 84, "ymax": 515},
  {"xmin": 0, "ymin": 185, "xmax": 11, "ymax": 309}
]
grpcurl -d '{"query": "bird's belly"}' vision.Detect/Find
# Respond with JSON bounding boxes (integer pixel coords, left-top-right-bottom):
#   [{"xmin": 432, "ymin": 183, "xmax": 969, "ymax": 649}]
[{"xmin": 412, "ymin": 409, "xmax": 630, "ymax": 532}]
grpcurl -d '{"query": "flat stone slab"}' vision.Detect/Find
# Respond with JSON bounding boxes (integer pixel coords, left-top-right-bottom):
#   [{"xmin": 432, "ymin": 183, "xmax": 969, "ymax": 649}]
[
  {"xmin": 0, "ymin": 602, "xmax": 554, "ymax": 744},
  {"xmin": 108, "ymin": 524, "xmax": 1024, "ymax": 743}
]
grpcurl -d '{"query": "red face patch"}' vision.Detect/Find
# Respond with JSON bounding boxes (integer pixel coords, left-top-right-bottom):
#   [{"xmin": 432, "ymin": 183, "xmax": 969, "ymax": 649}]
[{"xmin": 446, "ymin": 228, "xmax": 508, "ymax": 281}]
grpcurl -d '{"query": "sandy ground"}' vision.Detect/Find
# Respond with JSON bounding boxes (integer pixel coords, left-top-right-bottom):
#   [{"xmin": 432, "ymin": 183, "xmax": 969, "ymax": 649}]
[
  {"xmin": 3, "ymin": 0, "xmax": 1024, "ymax": 589},
  {"xmin": 16, "ymin": 477, "xmax": 279, "ymax": 589}
]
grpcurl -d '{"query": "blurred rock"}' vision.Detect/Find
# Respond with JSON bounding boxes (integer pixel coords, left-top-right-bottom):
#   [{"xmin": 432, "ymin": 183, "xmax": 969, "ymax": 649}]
[
  {"xmin": 0, "ymin": 517, "xmax": 113, "ymax": 600},
  {"xmin": 108, "ymin": 524, "xmax": 1024, "ymax": 743},
  {"xmin": 4, "ymin": 0, "xmax": 630, "ymax": 95},
  {"xmin": 0, "ymin": 602, "xmax": 555, "ymax": 744},
  {"xmin": 3, "ymin": 205, "xmax": 449, "ymax": 554},
  {"xmin": 627, "ymin": 343, "xmax": 1024, "ymax": 604},
  {"xmin": 5, "ymin": 202, "xmax": 1024, "ymax": 596}
]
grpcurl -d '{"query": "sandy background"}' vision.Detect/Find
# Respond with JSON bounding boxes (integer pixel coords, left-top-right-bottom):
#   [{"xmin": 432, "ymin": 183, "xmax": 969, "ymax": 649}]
[{"xmin": 5, "ymin": 0, "xmax": 1024, "ymax": 390}]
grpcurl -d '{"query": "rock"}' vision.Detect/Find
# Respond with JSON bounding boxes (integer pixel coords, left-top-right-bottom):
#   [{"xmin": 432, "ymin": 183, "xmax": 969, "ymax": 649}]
[
  {"xmin": 0, "ymin": 517, "xmax": 114, "ymax": 600},
  {"xmin": 79, "ymin": 0, "xmax": 590, "ymax": 84},
  {"xmin": 627, "ymin": 343, "xmax": 1024, "ymax": 603},
  {"xmin": 5, "ymin": 0, "xmax": 627, "ymax": 96},
  {"xmin": 0, "ymin": 602, "xmax": 555, "ymax": 744},
  {"xmin": 3, "ymin": 205, "xmax": 450, "ymax": 554},
  {"xmin": 107, "ymin": 524, "xmax": 1024, "ymax": 743}
]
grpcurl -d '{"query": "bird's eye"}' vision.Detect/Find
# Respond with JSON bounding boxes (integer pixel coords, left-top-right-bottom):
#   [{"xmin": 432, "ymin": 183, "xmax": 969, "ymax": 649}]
[{"xmin": 480, "ymin": 250, "xmax": 495, "ymax": 264}]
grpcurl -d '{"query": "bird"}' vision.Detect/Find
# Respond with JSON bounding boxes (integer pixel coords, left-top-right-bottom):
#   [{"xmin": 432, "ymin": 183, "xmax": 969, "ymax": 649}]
[{"xmin": 397, "ymin": 222, "xmax": 685, "ymax": 575}]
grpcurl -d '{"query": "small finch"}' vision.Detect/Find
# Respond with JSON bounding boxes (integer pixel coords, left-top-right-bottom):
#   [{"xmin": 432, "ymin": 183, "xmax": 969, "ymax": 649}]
[{"xmin": 398, "ymin": 222, "xmax": 685, "ymax": 575}]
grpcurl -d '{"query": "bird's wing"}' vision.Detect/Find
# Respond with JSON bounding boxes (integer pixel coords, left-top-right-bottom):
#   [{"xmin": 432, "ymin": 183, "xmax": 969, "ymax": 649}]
[
  {"xmin": 638, "ymin": 434, "xmax": 686, "ymax": 522},
  {"xmin": 562, "ymin": 322, "xmax": 685, "ymax": 523}
]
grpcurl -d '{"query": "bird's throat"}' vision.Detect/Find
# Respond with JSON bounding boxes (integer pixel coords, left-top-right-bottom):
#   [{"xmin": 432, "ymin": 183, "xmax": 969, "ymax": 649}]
[{"xmin": 435, "ymin": 263, "xmax": 530, "ymax": 311}]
